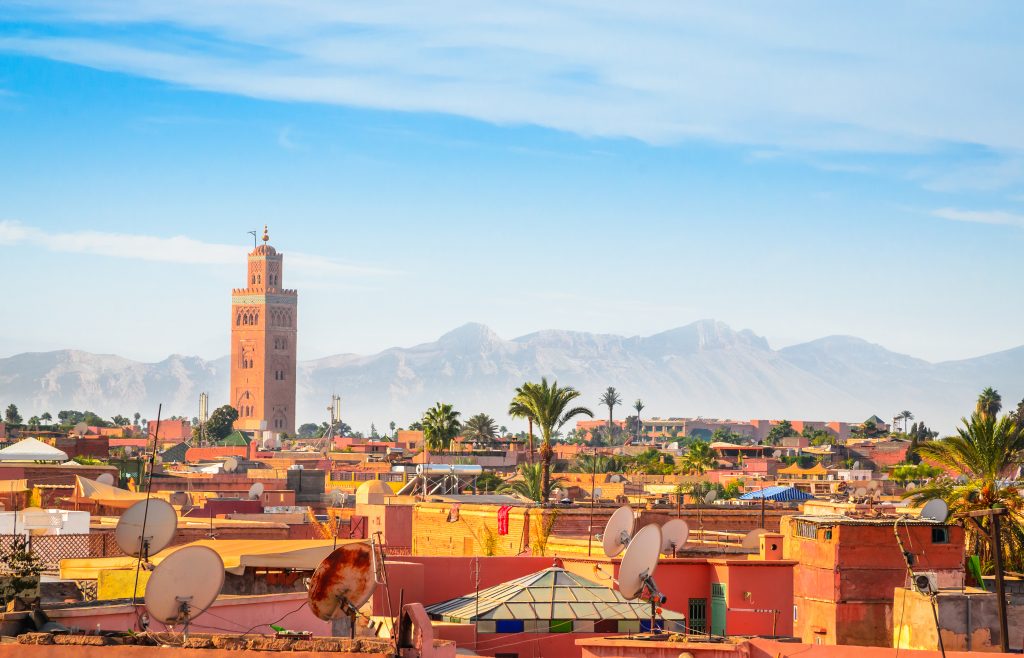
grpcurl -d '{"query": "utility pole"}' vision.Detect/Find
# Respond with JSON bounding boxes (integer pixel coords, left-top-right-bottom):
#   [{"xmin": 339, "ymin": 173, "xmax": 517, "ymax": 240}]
[
  {"xmin": 968, "ymin": 508, "xmax": 1009, "ymax": 653},
  {"xmin": 588, "ymin": 446, "xmax": 597, "ymax": 556}
]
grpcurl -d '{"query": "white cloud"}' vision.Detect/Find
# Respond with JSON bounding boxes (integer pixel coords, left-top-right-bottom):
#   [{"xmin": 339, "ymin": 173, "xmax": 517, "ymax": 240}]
[
  {"xmin": 2, "ymin": 2, "xmax": 1024, "ymax": 152},
  {"xmin": 931, "ymin": 208, "xmax": 1024, "ymax": 228},
  {"xmin": 0, "ymin": 220, "xmax": 394, "ymax": 276}
]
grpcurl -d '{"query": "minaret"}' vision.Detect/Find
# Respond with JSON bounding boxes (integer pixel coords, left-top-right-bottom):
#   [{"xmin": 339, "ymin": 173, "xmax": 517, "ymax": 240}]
[{"xmin": 230, "ymin": 226, "xmax": 297, "ymax": 435}]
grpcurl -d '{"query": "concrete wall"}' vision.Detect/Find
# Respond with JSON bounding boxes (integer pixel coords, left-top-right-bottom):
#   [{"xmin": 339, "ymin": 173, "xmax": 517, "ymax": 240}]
[{"xmin": 894, "ymin": 588, "xmax": 1024, "ymax": 652}]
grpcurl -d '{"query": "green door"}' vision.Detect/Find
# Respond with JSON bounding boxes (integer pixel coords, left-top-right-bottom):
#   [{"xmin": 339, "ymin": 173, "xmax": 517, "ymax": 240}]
[{"xmin": 711, "ymin": 582, "xmax": 726, "ymax": 637}]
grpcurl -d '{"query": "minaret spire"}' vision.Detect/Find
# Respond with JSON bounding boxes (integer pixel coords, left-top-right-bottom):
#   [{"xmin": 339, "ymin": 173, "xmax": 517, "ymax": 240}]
[{"xmin": 262, "ymin": 225, "xmax": 270, "ymax": 243}]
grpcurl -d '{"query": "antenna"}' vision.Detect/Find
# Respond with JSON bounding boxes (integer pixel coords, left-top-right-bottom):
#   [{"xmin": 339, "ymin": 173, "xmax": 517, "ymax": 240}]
[
  {"xmin": 96, "ymin": 473, "xmax": 116, "ymax": 486},
  {"xmin": 247, "ymin": 230, "xmax": 258, "ymax": 248},
  {"xmin": 921, "ymin": 499, "xmax": 949, "ymax": 523},
  {"xmin": 248, "ymin": 482, "xmax": 265, "ymax": 500},
  {"xmin": 223, "ymin": 457, "xmax": 239, "ymax": 474},
  {"xmin": 115, "ymin": 498, "xmax": 177, "ymax": 560},
  {"xmin": 601, "ymin": 506, "xmax": 636, "ymax": 557},
  {"xmin": 145, "ymin": 545, "xmax": 224, "ymax": 635},
  {"xmin": 618, "ymin": 524, "xmax": 667, "ymax": 635},
  {"xmin": 660, "ymin": 519, "xmax": 689, "ymax": 557},
  {"xmin": 308, "ymin": 542, "xmax": 377, "ymax": 623}
]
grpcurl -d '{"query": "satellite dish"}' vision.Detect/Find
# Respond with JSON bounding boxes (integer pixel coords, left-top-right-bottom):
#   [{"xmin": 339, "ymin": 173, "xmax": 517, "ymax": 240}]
[
  {"xmin": 906, "ymin": 482, "xmax": 917, "ymax": 491},
  {"xmin": 73, "ymin": 422, "xmax": 89, "ymax": 436},
  {"xmin": 852, "ymin": 461, "xmax": 862, "ymax": 470},
  {"xmin": 742, "ymin": 528, "xmax": 768, "ymax": 549},
  {"xmin": 328, "ymin": 490, "xmax": 345, "ymax": 507},
  {"xmin": 609, "ymin": 474, "xmax": 623, "ymax": 483},
  {"xmin": 855, "ymin": 487, "xmax": 868, "ymax": 497},
  {"xmin": 96, "ymin": 473, "xmax": 116, "ymax": 486},
  {"xmin": 169, "ymin": 491, "xmax": 193, "ymax": 509},
  {"xmin": 248, "ymin": 482, "xmax": 265, "ymax": 500},
  {"xmin": 115, "ymin": 498, "xmax": 178, "ymax": 559},
  {"xmin": 921, "ymin": 499, "xmax": 949, "ymax": 523},
  {"xmin": 602, "ymin": 506, "xmax": 635, "ymax": 558},
  {"xmin": 223, "ymin": 457, "xmax": 239, "ymax": 474},
  {"xmin": 618, "ymin": 524, "xmax": 662, "ymax": 600},
  {"xmin": 956, "ymin": 475, "xmax": 969, "ymax": 485},
  {"xmin": 145, "ymin": 545, "xmax": 224, "ymax": 628},
  {"xmin": 660, "ymin": 519, "xmax": 689, "ymax": 555},
  {"xmin": 308, "ymin": 543, "xmax": 377, "ymax": 621},
  {"xmin": 772, "ymin": 450, "xmax": 782, "ymax": 458},
  {"xmin": 703, "ymin": 490, "xmax": 718, "ymax": 505}
]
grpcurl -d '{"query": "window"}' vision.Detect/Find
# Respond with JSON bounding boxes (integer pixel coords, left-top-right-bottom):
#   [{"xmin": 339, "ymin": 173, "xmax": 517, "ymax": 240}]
[
  {"xmin": 795, "ymin": 521, "xmax": 817, "ymax": 540},
  {"xmin": 932, "ymin": 527, "xmax": 949, "ymax": 544},
  {"xmin": 688, "ymin": 598, "xmax": 707, "ymax": 634}
]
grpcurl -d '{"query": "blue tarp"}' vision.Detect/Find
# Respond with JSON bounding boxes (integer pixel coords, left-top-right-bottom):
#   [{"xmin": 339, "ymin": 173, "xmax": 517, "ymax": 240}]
[{"xmin": 739, "ymin": 485, "xmax": 815, "ymax": 502}]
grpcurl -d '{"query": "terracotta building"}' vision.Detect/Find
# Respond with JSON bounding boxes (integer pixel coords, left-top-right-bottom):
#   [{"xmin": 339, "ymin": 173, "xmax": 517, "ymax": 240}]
[{"xmin": 230, "ymin": 226, "xmax": 297, "ymax": 435}]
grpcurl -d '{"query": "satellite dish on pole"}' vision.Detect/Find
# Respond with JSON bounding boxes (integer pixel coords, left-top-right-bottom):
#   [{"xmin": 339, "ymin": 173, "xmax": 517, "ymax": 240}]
[
  {"xmin": 742, "ymin": 528, "xmax": 768, "ymax": 549},
  {"xmin": 618, "ymin": 524, "xmax": 662, "ymax": 600},
  {"xmin": 660, "ymin": 519, "xmax": 689, "ymax": 556},
  {"xmin": 96, "ymin": 473, "xmax": 115, "ymax": 486},
  {"xmin": 115, "ymin": 498, "xmax": 177, "ymax": 559},
  {"xmin": 921, "ymin": 499, "xmax": 949, "ymax": 523},
  {"xmin": 248, "ymin": 482, "xmax": 265, "ymax": 500},
  {"xmin": 308, "ymin": 543, "xmax": 377, "ymax": 621},
  {"xmin": 223, "ymin": 457, "xmax": 239, "ymax": 474},
  {"xmin": 602, "ymin": 506, "xmax": 636, "ymax": 558},
  {"xmin": 328, "ymin": 490, "xmax": 345, "ymax": 507},
  {"xmin": 144, "ymin": 545, "xmax": 224, "ymax": 630},
  {"xmin": 169, "ymin": 491, "xmax": 193, "ymax": 510},
  {"xmin": 703, "ymin": 490, "xmax": 718, "ymax": 505}
]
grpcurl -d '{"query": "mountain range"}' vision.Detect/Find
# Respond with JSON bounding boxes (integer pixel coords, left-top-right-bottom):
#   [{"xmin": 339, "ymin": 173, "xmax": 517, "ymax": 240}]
[{"xmin": 0, "ymin": 320, "xmax": 1020, "ymax": 434}]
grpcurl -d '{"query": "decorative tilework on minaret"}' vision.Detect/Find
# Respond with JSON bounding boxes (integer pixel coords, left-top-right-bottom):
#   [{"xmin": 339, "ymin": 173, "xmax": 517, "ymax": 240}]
[{"xmin": 230, "ymin": 226, "xmax": 297, "ymax": 435}]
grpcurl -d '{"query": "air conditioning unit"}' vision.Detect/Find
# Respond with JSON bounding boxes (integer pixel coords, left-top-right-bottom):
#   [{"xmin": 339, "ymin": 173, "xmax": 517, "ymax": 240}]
[{"xmin": 912, "ymin": 571, "xmax": 938, "ymax": 595}]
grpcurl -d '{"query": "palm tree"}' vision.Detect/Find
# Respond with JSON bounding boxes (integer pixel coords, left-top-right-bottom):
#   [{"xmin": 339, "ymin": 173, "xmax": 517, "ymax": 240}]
[
  {"xmin": 599, "ymin": 387, "xmax": 622, "ymax": 444},
  {"xmin": 421, "ymin": 403, "xmax": 462, "ymax": 454},
  {"xmin": 899, "ymin": 410, "xmax": 914, "ymax": 434},
  {"xmin": 632, "ymin": 399, "xmax": 645, "ymax": 443},
  {"xmin": 509, "ymin": 378, "xmax": 593, "ymax": 502},
  {"xmin": 462, "ymin": 413, "xmax": 499, "ymax": 446},
  {"xmin": 977, "ymin": 388, "xmax": 1003, "ymax": 420},
  {"xmin": 908, "ymin": 408, "xmax": 1024, "ymax": 570},
  {"xmin": 499, "ymin": 463, "xmax": 565, "ymax": 503},
  {"xmin": 41, "ymin": 412, "xmax": 52, "ymax": 426},
  {"xmin": 680, "ymin": 441, "xmax": 716, "ymax": 475},
  {"xmin": 571, "ymin": 453, "xmax": 621, "ymax": 474}
]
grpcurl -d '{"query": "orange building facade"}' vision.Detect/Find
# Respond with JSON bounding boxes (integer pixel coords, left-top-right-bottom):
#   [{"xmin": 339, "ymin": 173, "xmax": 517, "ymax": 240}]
[{"xmin": 230, "ymin": 226, "xmax": 297, "ymax": 435}]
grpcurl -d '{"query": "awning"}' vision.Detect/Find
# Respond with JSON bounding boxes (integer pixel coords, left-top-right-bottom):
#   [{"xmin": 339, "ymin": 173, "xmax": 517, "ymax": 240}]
[
  {"xmin": 739, "ymin": 486, "xmax": 816, "ymax": 502},
  {"xmin": 0, "ymin": 438, "xmax": 68, "ymax": 462},
  {"xmin": 71, "ymin": 476, "xmax": 163, "ymax": 509},
  {"xmin": 60, "ymin": 538, "xmax": 354, "ymax": 579}
]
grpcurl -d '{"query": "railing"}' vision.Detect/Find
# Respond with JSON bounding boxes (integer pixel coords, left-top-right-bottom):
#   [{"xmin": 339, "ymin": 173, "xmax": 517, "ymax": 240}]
[
  {"xmin": 686, "ymin": 529, "xmax": 747, "ymax": 548},
  {"xmin": 0, "ymin": 533, "xmax": 123, "ymax": 571}
]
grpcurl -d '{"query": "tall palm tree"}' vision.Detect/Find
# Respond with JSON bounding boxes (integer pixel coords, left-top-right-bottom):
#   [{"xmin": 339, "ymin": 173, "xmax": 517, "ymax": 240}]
[
  {"xmin": 499, "ymin": 463, "xmax": 565, "ymax": 503},
  {"xmin": 421, "ymin": 402, "xmax": 462, "ymax": 454},
  {"xmin": 899, "ymin": 410, "xmax": 914, "ymax": 433},
  {"xmin": 680, "ymin": 441, "xmax": 716, "ymax": 475},
  {"xmin": 571, "ymin": 453, "xmax": 622, "ymax": 474},
  {"xmin": 509, "ymin": 385, "xmax": 538, "ymax": 462},
  {"xmin": 599, "ymin": 386, "xmax": 622, "ymax": 444},
  {"xmin": 632, "ymin": 399, "xmax": 645, "ymax": 443},
  {"xmin": 509, "ymin": 378, "xmax": 593, "ymax": 502},
  {"xmin": 977, "ymin": 387, "xmax": 1003, "ymax": 420},
  {"xmin": 462, "ymin": 413, "xmax": 498, "ymax": 446},
  {"xmin": 908, "ymin": 408, "xmax": 1024, "ymax": 570}
]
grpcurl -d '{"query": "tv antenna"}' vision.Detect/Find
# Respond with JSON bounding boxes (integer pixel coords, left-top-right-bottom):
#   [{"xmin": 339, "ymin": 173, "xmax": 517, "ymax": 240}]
[
  {"xmin": 601, "ymin": 505, "xmax": 636, "ymax": 557},
  {"xmin": 660, "ymin": 519, "xmax": 689, "ymax": 557},
  {"xmin": 144, "ymin": 545, "xmax": 224, "ymax": 638},
  {"xmin": 308, "ymin": 542, "xmax": 378, "ymax": 638},
  {"xmin": 618, "ymin": 523, "xmax": 667, "ymax": 635},
  {"xmin": 115, "ymin": 498, "xmax": 177, "ymax": 562},
  {"xmin": 247, "ymin": 230, "xmax": 259, "ymax": 248}
]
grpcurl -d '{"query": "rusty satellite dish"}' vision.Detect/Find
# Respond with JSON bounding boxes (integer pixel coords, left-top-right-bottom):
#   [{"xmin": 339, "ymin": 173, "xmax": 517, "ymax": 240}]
[
  {"xmin": 145, "ymin": 545, "xmax": 224, "ymax": 627},
  {"xmin": 307, "ymin": 542, "xmax": 377, "ymax": 621},
  {"xmin": 115, "ymin": 498, "xmax": 178, "ymax": 559}
]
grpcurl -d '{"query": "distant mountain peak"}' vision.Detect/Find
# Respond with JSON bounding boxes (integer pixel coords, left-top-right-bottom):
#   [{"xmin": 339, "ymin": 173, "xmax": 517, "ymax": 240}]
[{"xmin": 437, "ymin": 322, "xmax": 504, "ymax": 348}]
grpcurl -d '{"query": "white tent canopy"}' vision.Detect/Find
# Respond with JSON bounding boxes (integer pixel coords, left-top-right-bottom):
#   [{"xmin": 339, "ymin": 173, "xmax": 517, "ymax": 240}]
[{"xmin": 0, "ymin": 437, "xmax": 68, "ymax": 462}]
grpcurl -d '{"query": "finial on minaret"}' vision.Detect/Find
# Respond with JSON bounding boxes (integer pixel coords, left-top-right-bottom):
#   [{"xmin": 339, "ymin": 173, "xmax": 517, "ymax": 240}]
[{"xmin": 262, "ymin": 225, "xmax": 270, "ymax": 243}]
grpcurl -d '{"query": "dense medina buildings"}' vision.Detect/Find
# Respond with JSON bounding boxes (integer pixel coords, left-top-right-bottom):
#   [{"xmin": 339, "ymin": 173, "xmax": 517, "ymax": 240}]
[{"xmin": 0, "ymin": 231, "xmax": 1015, "ymax": 658}]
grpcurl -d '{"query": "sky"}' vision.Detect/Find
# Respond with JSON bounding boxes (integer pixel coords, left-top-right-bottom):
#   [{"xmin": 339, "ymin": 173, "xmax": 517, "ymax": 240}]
[{"xmin": 1, "ymin": 2, "xmax": 1023, "ymax": 364}]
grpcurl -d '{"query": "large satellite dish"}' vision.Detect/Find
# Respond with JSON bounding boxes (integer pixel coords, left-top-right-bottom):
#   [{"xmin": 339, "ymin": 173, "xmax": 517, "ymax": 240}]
[
  {"xmin": 602, "ymin": 506, "xmax": 635, "ymax": 558},
  {"xmin": 660, "ymin": 519, "xmax": 689, "ymax": 556},
  {"xmin": 308, "ymin": 543, "xmax": 377, "ymax": 621},
  {"xmin": 223, "ymin": 457, "xmax": 239, "ymax": 474},
  {"xmin": 328, "ymin": 490, "xmax": 345, "ymax": 507},
  {"xmin": 145, "ymin": 545, "xmax": 224, "ymax": 628},
  {"xmin": 741, "ymin": 528, "xmax": 768, "ymax": 549},
  {"xmin": 921, "ymin": 499, "xmax": 949, "ymax": 523},
  {"xmin": 96, "ymin": 473, "xmax": 116, "ymax": 486},
  {"xmin": 248, "ymin": 482, "xmax": 265, "ymax": 500},
  {"xmin": 703, "ymin": 490, "xmax": 718, "ymax": 505},
  {"xmin": 618, "ymin": 524, "xmax": 662, "ymax": 600},
  {"xmin": 115, "ymin": 498, "xmax": 177, "ymax": 559},
  {"xmin": 169, "ymin": 491, "xmax": 193, "ymax": 510}
]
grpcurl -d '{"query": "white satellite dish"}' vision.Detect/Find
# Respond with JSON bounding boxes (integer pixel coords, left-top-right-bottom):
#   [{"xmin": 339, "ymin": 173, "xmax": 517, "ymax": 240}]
[
  {"xmin": 660, "ymin": 519, "xmax": 689, "ymax": 555},
  {"xmin": 223, "ymin": 457, "xmax": 239, "ymax": 474},
  {"xmin": 328, "ymin": 490, "xmax": 345, "ymax": 507},
  {"xmin": 96, "ymin": 473, "xmax": 116, "ymax": 486},
  {"xmin": 73, "ymin": 422, "xmax": 89, "ymax": 436},
  {"xmin": 248, "ymin": 482, "xmax": 265, "ymax": 500},
  {"xmin": 145, "ymin": 545, "xmax": 224, "ymax": 629},
  {"xmin": 854, "ymin": 487, "xmax": 868, "ymax": 497},
  {"xmin": 703, "ymin": 490, "xmax": 718, "ymax": 505},
  {"xmin": 852, "ymin": 461, "xmax": 862, "ymax": 470},
  {"xmin": 921, "ymin": 499, "xmax": 949, "ymax": 523},
  {"xmin": 741, "ymin": 528, "xmax": 769, "ymax": 549},
  {"xmin": 602, "ymin": 506, "xmax": 635, "ymax": 558},
  {"xmin": 115, "ymin": 498, "xmax": 178, "ymax": 559},
  {"xmin": 772, "ymin": 450, "xmax": 782, "ymax": 458},
  {"xmin": 618, "ymin": 524, "xmax": 663, "ymax": 600},
  {"xmin": 906, "ymin": 482, "xmax": 917, "ymax": 491},
  {"xmin": 956, "ymin": 475, "xmax": 969, "ymax": 485}
]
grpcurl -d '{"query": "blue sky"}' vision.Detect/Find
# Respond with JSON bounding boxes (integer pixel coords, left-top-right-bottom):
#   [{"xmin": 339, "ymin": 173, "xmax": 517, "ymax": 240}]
[{"xmin": 1, "ymin": 2, "xmax": 1022, "ymax": 363}]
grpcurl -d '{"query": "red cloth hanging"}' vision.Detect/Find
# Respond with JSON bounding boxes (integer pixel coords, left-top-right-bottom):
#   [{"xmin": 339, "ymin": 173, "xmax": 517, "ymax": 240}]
[{"xmin": 497, "ymin": 505, "xmax": 510, "ymax": 535}]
